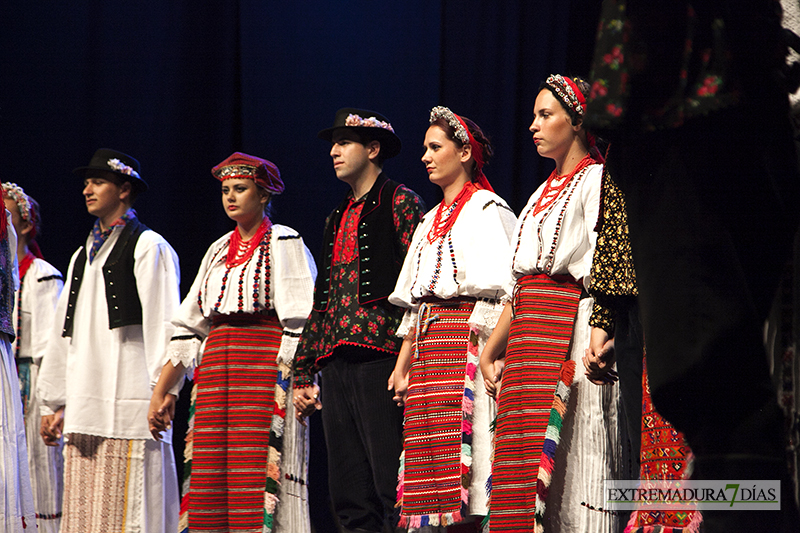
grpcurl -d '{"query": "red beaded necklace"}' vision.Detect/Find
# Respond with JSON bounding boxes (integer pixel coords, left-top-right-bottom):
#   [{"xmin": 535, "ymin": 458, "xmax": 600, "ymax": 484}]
[
  {"xmin": 427, "ymin": 182, "xmax": 477, "ymax": 243},
  {"xmin": 532, "ymin": 154, "xmax": 594, "ymax": 218},
  {"xmin": 226, "ymin": 216, "xmax": 272, "ymax": 268}
]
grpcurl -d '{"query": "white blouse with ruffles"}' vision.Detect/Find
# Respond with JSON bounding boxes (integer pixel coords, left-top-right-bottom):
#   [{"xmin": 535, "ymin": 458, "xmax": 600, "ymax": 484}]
[
  {"xmin": 165, "ymin": 224, "xmax": 316, "ymax": 375},
  {"xmin": 507, "ymin": 163, "xmax": 602, "ymax": 292},
  {"xmin": 389, "ymin": 188, "xmax": 517, "ymax": 336}
]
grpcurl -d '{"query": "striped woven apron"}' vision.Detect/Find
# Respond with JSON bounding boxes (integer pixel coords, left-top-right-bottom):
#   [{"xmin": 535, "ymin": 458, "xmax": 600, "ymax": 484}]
[
  {"xmin": 399, "ymin": 298, "xmax": 480, "ymax": 528},
  {"xmin": 182, "ymin": 312, "xmax": 284, "ymax": 533},
  {"xmin": 490, "ymin": 274, "xmax": 582, "ymax": 532}
]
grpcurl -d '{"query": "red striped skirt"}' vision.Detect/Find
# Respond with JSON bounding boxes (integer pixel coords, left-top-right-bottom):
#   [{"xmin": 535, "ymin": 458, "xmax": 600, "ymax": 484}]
[
  {"xmin": 187, "ymin": 313, "xmax": 281, "ymax": 533},
  {"xmin": 490, "ymin": 274, "xmax": 582, "ymax": 532},
  {"xmin": 399, "ymin": 299, "xmax": 477, "ymax": 527}
]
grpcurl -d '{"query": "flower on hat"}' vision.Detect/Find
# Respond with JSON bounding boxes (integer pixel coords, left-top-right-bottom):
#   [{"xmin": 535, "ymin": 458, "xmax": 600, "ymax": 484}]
[
  {"xmin": 108, "ymin": 158, "xmax": 141, "ymax": 179},
  {"xmin": 344, "ymin": 113, "xmax": 395, "ymax": 133}
]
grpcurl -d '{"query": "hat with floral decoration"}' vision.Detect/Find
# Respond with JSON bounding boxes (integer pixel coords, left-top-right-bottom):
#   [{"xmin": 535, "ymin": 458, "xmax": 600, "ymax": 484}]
[
  {"xmin": 318, "ymin": 107, "xmax": 401, "ymax": 159},
  {"xmin": 72, "ymin": 148, "xmax": 148, "ymax": 193}
]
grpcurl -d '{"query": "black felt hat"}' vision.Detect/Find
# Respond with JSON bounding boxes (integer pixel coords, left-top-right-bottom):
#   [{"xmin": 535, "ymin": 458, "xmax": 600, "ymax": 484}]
[
  {"xmin": 72, "ymin": 148, "xmax": 148, "ymax": 193},
  {"xmin": 317, "ymin": 108, "xmax": 402, "ymax": 159}
]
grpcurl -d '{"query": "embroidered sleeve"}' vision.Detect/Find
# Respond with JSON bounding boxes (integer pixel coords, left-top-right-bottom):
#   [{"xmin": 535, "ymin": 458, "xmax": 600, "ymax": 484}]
[
  {"xmin": 589, "ymin": 299, "xmax": 615, "ymax": 335},
  {"xmin": 393, "ymin": 186, "xmax": 426, "ymax": 252},
  {"xmin": 292, "ymin": 309, "xmax": 321, "ymax": 389},
  {"xmin": 164, "ymin": 331, "xmax": 202, "ymax": 371},
  {"xmin": 588, "ymin": 170, "xmax": 637, "ymax": 298}
]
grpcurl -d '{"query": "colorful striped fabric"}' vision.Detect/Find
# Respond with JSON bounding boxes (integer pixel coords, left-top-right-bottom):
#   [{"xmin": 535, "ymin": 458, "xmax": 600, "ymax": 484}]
[
  {"xmin": 398, "ymin": 299, "xmax": 479, "ymax": 527},
  {"xmin": 181, "ymin": 313, "xmax": 283, "ymax": 533},
  {"xmin": 490, "ymin": 274, "xmax": 582, "ymax": 532}
]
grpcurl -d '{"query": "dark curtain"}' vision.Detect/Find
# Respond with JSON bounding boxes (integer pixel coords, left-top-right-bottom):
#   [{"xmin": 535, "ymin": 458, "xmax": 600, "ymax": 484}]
[{"xmin": 1, "ymin": 1, "xmax": 601, "ymax": 530}]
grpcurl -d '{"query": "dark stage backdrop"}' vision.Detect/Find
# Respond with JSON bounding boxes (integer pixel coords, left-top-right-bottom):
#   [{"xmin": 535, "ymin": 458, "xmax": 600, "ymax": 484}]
[{"xmin": 1, "ymin": 1, "xmax": 599, "ymax": 530}]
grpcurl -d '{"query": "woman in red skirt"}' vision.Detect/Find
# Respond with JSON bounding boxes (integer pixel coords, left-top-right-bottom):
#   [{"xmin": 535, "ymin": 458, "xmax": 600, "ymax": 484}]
[
  {"xmin": 149, "ymin": 153, "xmax": 316, "ymax": 532},
  {"xmin": 479, "ymin": 75, "xmax": 621, "ymax": 533},
  {"xmin": 389, "ymin": 106, "xmax": 517, "ymax": 530}
]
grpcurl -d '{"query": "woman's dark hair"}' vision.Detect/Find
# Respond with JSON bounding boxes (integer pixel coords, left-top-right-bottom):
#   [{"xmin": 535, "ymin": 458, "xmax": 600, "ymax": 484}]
[
  {"xmin": 261, "ymin": 190, "xmax": 274, "ymax": 219},
  {"xmin": 430, "ymin": 116, "xmax": 493, "ymax": 178},
  {"xmin": 27, "ymin": 196, "xmax": 42, "ymax": 239},
  {"xmin": 539, "ymin": 76, "xmax": 591, "ymax": 126}
]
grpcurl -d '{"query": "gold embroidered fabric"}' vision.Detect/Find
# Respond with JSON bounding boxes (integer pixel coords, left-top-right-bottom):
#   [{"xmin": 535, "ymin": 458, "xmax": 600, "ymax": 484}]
[{"xmin": 588, "ymin": 167, "xmax": 637, "ymax": 333}]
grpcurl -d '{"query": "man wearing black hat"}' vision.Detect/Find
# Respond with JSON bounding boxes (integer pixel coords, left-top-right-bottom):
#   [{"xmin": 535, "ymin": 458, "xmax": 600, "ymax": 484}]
[
  {"xmin": 36, "ymin": 148, "xmax": 180, "ymax": 533},
  {"xmin": 293, "ymin": 109, "xmax": 425, "ymax": 533}
]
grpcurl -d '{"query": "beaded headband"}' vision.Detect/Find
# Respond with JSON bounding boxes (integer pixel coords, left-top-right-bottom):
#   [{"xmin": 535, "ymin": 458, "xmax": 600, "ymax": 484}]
[
  {"xmin": 545, "ymin": 74, "xmax": 586, "ymax": 116},
  {"xmin": 2, "ymin": 182, "xmax": 32, "ymax": 223}
]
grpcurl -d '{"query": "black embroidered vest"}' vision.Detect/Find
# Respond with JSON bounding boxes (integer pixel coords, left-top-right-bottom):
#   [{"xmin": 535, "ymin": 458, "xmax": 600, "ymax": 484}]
[
  {"xmin": 62, "ymin": 218, "xmax": 148, "ymax": 337},
  {"xmin": 313, "ymin": 173, "xmax": 404, "ymax": 312}
]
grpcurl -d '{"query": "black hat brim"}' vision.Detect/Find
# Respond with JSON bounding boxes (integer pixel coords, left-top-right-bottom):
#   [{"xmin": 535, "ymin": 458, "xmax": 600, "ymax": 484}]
[{"xmin": 73, "ymin": 165, "xmax": 149, "ymax": 193}]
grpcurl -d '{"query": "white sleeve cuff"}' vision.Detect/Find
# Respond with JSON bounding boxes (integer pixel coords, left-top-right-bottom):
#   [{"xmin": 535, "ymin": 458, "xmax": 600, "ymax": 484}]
[
  {"xmin": 164, "ymin": 336, "xmax": 201, "ymax": 371},
  {"xmin": 277, "ymin": 332, "xmax": 302, "ymax": 366},
  {"xmin": 397, "ymin": 308, "xmax": 418, "ymax": 339},
  {"xmin": 468, "ymin": 299, "xmax": 505, "ymax": 337}
]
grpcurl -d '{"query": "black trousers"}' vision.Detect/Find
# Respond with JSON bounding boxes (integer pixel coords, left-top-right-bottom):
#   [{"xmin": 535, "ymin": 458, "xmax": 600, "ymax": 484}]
[{"xmin": 319, "ymin": 346, "xmax": 404, "ymax": 533}]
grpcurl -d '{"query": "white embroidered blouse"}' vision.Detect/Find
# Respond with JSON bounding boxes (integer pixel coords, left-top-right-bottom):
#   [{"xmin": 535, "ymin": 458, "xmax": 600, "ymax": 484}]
[
  {"xmin": 165, "ymin": 224, "xmax": 316, "ymax": 374},
  {"xmin": 507, "ymin": 163, "xmax": 602, "ymax": 292},
  {"xmin": 389, "ymin": 189, "xmax": 517, "ymax": 336}
]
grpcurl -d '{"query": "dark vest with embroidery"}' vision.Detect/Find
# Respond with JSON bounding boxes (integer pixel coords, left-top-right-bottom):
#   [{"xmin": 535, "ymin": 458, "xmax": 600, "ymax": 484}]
[
  {"xmin": 62, "ymin": 218, "xmax": 148, "ymax": 337},
  {"xmin": 313, "ymin": 173, "xmax": 404, "ymax": 312}
]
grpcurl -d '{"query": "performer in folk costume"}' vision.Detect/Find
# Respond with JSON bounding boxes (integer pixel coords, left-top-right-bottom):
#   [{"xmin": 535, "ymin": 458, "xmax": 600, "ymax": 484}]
[
  {"xmin": 581, "ymin": 169, "xmax": 701, "ymax": 532},
  {"xmin": 479, "ymin": 75, "xmax": 622, "ymax": 533},
  {"xmin": 4, "ymin": 183, "xmax": 64, "ymax": 533},
  {"xmin": 389, "ymin": 106, "xmax": 517, "ymax": 529},
  {"xmin": 0, "ymin": 191, "xmax": 35, "ymax": 532},
  {"xmin": 37, "ymin": 148, "xmax": 181, "ymax": 533},
  {"xmin": 293, "ymin": 108, "xmax": 425, "ymax": 533},
  {"xmin": 149, "ymin": 152, "xmax": 316, "ymax": 532},
  {"xmin": 586, "ymin": 2, "xmax": 800, "ymax": 530}
]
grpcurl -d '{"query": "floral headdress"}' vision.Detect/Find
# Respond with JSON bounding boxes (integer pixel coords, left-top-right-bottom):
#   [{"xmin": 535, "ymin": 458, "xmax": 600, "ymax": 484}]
[
  {"xmin": 2, "ymin": 183, "xmax": 32, "ymax": 224},
  {"xmin": 429, "ymin": 106, "xmax": 494, "ymax": 192},
  {"xmin": 107, "ymin": 158, "xmax": 141, "ymax": 180},
  {"xmin": 2, "ymin": 182, "xmax": 43, "ymax": 257},
  {"xmin": 344, "ymin": 113, "xmax": 395, "ymax": 133}
]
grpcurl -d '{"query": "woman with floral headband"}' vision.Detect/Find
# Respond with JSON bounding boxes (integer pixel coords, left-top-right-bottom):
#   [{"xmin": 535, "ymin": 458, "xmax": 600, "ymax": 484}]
[
  {"xmin": 389, "ymin": 107, "xmax": 517, "ymax": 529},
  {"xmin": 479, "ymin": 75, "xmax": 621, "ymax": 532},
  {"xmin": 148, "ymin": 153, "xmax": 317, "ymax": 532},
  {"xmin": 0, "ymin": 185, "xmax": 36, "ymax": 532},
  {"xmin": 2, "ymin": 183, "xmax": 64, "ymax": 533}
]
